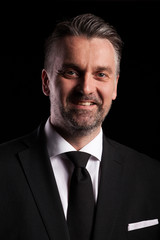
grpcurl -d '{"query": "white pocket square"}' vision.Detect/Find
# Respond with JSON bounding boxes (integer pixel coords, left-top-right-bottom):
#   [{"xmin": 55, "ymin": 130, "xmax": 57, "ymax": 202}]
[{"xmin": 128, "ymin": 219, "xmax": 159, "ymax": 231}]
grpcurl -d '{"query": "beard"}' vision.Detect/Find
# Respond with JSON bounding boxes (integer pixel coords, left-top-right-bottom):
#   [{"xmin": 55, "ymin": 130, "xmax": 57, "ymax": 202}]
[
  {"xmin": 50, "ymin": 90, "xmax": 112, "ymax": 137},
  {"xmin": 60, "ymin": 100, "xmax": 112, "ymax": 137}
]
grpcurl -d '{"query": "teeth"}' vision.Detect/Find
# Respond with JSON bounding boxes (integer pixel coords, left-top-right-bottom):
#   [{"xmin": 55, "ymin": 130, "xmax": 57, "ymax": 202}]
[{"xmin": 78, "ymin": 102, "xmax": 93, "ymax": 106}]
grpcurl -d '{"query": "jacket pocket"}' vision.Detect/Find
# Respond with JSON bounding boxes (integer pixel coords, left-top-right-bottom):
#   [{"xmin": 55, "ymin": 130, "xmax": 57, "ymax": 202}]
[{"xmin": 127, "ymin": 224, "xmax": 159, "ymax": 240}]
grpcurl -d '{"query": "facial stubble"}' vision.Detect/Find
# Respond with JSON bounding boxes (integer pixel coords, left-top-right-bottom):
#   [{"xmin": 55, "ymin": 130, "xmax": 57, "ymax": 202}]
[{"xmin": 60, "ymin": 102, "xmax": 111, "ymax": 137}]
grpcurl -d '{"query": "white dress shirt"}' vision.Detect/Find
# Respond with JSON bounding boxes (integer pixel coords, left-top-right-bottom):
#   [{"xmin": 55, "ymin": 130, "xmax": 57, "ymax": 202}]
[{"xmin": 44, "ymin": 118, "xmax": 103, "ymax": 218}]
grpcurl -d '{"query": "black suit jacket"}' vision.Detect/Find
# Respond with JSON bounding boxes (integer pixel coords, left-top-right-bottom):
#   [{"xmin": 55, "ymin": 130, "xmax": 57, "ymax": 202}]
[{"xmin": 0, "ymin": 124, "xmax": 160, "ymax": 240}]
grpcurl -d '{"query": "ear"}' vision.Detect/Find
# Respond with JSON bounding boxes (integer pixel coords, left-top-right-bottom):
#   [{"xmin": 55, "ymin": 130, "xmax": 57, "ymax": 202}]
[
  {"xmin": 42, "ymin": 69, "xmax": 50, "ymax": 96},
  {"xmin": 112, "ymin": 75, "xmax": 119, "ymax": 100}
]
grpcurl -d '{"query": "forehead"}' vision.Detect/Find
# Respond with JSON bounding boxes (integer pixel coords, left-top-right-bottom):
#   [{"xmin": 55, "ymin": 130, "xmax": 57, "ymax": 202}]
[{"xmin": 54, "ymin": 36, "xmax": 116, "ymax": 68}]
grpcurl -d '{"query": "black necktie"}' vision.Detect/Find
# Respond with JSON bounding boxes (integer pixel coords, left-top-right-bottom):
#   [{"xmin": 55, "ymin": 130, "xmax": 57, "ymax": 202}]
[{"xmin": 66, "ymin": 151, "xmax": 95, "ymax": 240}]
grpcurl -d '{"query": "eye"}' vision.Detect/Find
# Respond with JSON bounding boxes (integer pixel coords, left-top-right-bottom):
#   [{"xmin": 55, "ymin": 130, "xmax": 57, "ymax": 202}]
[
  {"xmin": 97, "ymin": 72, "xmax": 106, "ymax": 78},
  {"xmin": 94, "ymin": 71, "xmax": 110, "ymax": 82},
  {"xmin": 66, "ymin": 70, "xmax": 77, "ymax": 76},
  {"xmin": 65, "ymin": 70, "xmax": 79, "ymax": 79},
  {"xmin": 95, "ymin": 72, "xmax": 109, "ymax": 80},
  {"xmin": 59, "ymin": 69, "xmax": 79, "ymax": 79}
]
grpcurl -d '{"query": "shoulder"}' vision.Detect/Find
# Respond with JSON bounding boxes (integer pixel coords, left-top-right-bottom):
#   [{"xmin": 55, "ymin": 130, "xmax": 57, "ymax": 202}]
[
  {"xmin": 0, "ymin": 127, "xmax": 39, "ymax": 161},
  {"xmin": 103, "ymin": 137, "xmax": 160, "ymax": 194},
  {"xmin": 104, "ymin": 136, "xmax": 160, "ymax": 172}
]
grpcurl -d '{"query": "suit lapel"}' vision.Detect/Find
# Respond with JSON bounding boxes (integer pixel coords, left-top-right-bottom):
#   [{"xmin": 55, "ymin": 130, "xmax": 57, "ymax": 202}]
[
  {"xmin": 92, "ymin": 136, "xmax": 123, "ymax": 240},
  {"xmin": 17, "ymin": 126, "xmax": 123, "ymax": 240},
  {"xmin": 18, "ymin": 128, "xmax": 70, "ymax": 240}
]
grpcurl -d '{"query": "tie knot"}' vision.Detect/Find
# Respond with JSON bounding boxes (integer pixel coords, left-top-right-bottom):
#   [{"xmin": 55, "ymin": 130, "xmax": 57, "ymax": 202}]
[{"xmin": 66, "ymin": 151, "xmax": 91, "ymax": 168}]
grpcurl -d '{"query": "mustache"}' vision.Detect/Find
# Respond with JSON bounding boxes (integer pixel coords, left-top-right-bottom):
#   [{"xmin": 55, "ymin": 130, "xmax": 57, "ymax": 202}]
[{"xmin": 67, "ymin": 91, "xmax": 102, "ymax": 105}]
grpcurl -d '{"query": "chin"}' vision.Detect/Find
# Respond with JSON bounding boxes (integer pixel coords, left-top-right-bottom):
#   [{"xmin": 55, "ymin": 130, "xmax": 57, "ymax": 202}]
[{"xmin": 67, "ymin": 118, "xmax": 102, "ymax": 135}]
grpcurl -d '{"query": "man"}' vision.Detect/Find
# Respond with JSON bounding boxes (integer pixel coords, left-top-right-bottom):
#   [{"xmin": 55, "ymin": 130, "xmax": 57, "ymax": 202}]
[{"xmin": 0, "ymin": 13, "xmax": 160, "ymax": 240}]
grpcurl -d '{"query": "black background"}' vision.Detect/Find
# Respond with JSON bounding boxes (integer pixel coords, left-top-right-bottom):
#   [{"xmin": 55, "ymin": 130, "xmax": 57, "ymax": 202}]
[{"xmin": 0, "ymin": 1, "xmax": 159, "ymax": 160}]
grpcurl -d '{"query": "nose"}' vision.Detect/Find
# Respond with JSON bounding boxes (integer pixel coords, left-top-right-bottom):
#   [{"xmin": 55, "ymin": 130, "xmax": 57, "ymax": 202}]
[{"xmin": 78, "ymin": 73, "xmax": 96, "ymax": 95}]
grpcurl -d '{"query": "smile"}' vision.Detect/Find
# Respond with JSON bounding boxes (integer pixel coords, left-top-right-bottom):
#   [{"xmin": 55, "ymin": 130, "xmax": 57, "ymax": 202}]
[{"xmin": 77, "ymin": 102, "xmax": 95, "ymax": 106}]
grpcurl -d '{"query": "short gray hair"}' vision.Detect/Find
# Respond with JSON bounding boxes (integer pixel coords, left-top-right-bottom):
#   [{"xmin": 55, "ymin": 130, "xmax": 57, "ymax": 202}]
[{"xmin": 44, "ymin": 13, "xmax": 123, "ymax": 75}]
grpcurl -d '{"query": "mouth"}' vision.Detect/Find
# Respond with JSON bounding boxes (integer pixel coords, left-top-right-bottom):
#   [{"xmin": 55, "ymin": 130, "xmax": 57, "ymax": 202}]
[
  {"xmin": 77, "ymin": 101, "xmax": 95, "ymax": 106},
  {"xmin": 69, "ymin": 101, "xmax": 97, "ymax": 110},
  {"xmin": 67, "ymin": 94, "xmax": 101, "ymax": 109}
]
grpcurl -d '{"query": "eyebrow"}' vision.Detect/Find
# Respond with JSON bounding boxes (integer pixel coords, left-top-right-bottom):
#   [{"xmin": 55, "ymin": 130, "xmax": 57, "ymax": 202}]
[
  {"xmin": 60, "ymin": 63, "xmax": 113, "ymax": 74},
  {"xmin": 95, "ymin": 66, "xmax": 113, "ymax": 74},
  {"xmin": 60, "ymin": 63, "xmax": 81, "ymax": 72}
]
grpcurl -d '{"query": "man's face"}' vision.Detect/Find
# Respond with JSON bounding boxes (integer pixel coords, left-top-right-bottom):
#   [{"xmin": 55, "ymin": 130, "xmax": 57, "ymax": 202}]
[{"xmin": 42, "ymin": 36, "xmax": 119, "ymax": 136}]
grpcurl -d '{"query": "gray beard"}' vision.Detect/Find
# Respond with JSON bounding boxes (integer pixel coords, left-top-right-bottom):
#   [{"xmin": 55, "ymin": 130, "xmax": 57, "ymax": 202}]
[{"xmin": 60, "ymin": 105, "xmax": 110, "ymax": 137}]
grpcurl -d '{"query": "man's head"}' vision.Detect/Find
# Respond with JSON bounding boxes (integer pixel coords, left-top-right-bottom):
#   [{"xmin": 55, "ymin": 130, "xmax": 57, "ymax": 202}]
[
  {"xmin": 42, "ymin": 13, "xmax": 123, "ymax": 139},
  {"xmin": 44, "ymin": 13, "xmax": 123, "ymax": 77}
]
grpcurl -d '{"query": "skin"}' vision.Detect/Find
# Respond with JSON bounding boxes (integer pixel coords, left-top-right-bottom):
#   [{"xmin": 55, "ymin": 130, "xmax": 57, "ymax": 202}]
[{"xmin": 42, "ymin": 36, "xmax": 119, "ymax": 150}]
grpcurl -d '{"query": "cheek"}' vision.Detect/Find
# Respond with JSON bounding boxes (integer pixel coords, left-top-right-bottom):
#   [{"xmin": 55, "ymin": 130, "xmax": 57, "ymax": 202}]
[
  {"xmin": 54, "ymin": 77, "xmax": 75, "ymax": 104},
  {"xmin": 99, "ymin": 83, "xmax": 117, "ymax": 105}
]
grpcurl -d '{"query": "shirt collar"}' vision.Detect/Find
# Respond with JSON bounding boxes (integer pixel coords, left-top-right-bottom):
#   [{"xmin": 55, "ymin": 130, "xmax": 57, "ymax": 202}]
[{"xmin": 44, "ymin": 118, "xmax": 103, "ymax": 161}]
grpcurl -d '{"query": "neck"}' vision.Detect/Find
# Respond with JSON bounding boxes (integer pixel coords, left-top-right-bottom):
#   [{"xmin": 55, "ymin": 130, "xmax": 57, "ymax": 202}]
[{"xmin": 52, "ymin": 124, "xmax": 101, "ymax": 150}]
